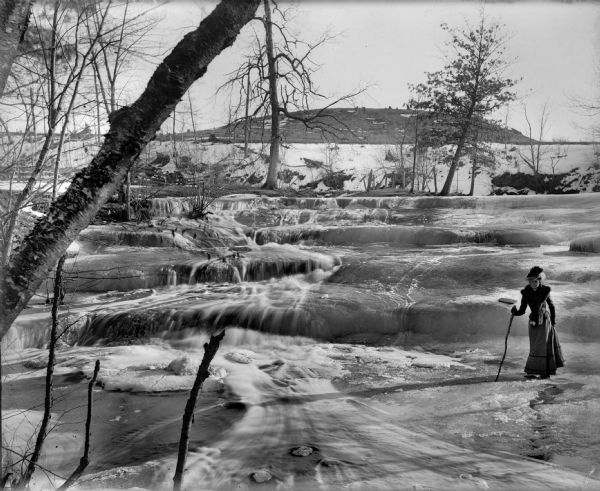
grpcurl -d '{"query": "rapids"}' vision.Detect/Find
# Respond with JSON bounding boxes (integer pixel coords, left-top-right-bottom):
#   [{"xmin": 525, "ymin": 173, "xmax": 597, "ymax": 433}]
[{"xmin": 3, "ymin": 193, "xmax": 600, "ymax": 490}]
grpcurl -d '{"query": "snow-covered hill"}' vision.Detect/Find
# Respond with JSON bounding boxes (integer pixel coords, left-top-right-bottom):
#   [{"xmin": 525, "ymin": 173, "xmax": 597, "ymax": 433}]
[{"xmin": 2, "ymin": 136, "xmax": 599, "ymax": 196}]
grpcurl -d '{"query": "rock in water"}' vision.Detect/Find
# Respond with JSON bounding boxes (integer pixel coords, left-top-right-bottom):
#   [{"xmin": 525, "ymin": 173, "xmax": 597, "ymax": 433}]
[
  {"xmin": 24, "ymin": 357, "xmax": 53, "ymax": 369},
  {"xmin": 319, "ymin": 458, "xmax": 342, "ymax": 467},
  {"xmin": 251, "ymin": 469, "xmax": 272, "ymax": 483},
  {"xmin": 202, "ymin": 378, "xmax": 225, "ymax": 393},
  {"xmin": 291, "ymin": 446, "xmax": 313, "ymax": 457},
  {"xmin": 225, "ymin": 351, "xmax": 252, "ymax": 364},
  {"xmin": 167, "ymin": 356, "xmax": 199, "ymax": 375},
  {"xmin": 209, "ymin": 365, "xmax": 227, "ymax": 379}
]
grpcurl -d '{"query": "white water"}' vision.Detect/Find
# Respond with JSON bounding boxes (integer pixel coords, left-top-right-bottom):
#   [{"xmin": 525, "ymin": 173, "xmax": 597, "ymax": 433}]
[{"xmin": 3, "ymin": 193, "xmax": 600, "ymax": 490}]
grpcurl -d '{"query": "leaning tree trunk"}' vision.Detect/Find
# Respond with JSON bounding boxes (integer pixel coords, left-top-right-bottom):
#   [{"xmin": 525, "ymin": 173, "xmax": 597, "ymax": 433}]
[
  {"xmin": 0, "ymin": 0, "xmax": 261, "ymax": 340},
  {"xmin": 440, "ymin": 102, "xmax": 478, "ymax": 196},
  {"xmin": 173, "ymin": 330, "xmax": 225, "ymax": 491},
  {"xmin": 0, "ymin": 0, "xmax": 32, "ymax": 97},
  {"xmin": 262, "ymin": 0, "xmax": 280, "ymax": 190},
  {"xmin": 440, "ymin": 128, "xmax": 469, "ymax": 196}
]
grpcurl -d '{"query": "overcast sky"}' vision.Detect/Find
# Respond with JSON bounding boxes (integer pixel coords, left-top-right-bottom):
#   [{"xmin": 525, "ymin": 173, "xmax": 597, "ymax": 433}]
[{"xmin": 136, "ymin": 0, "xmax": 600, "ymax": 141}]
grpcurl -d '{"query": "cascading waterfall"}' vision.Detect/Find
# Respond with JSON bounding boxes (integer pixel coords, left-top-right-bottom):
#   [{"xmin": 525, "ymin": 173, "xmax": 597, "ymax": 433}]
[
  {"xmin": 8, "ymin": 193, "xmax": 600, "ymax": 350},
  {"xmin": 5, "ymin": 192, "xmax": 600, "ymax": 490}
]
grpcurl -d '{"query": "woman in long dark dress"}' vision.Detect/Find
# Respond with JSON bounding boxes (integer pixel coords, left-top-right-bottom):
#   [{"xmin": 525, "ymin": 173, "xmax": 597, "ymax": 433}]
[{"xmin": 511, "ymin": 266, "xmax": 564, "ymax": 379}]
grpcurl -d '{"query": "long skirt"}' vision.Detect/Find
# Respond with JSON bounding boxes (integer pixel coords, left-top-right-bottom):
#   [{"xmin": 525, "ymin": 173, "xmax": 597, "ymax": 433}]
[{"xmin": 525, "ymin": 317, "xmax": 564, "ymax": 376}]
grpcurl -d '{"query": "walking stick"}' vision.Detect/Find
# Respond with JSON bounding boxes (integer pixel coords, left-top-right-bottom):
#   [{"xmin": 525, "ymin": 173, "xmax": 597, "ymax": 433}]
[
  {"xmin": 495, "ymin": 297, "xmax": 517, "ymax": 382},
  {"xmin": 495, "ymin": 313, "xmax": 514, "ymax": 382}
]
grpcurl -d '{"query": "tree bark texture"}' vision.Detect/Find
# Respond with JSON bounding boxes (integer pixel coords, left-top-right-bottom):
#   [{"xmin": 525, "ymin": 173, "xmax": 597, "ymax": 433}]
[
  {"xmin": 173, "ymin": 330, "xmax": 225, "ymax": 491},
  {"xmin": 0, "ymin": 0, "xmax": 261, "ymax": 339},
  {"xmin": 0, "ymin": 0, "xmax": 32, "ymax": 97},
  {"xmin": 262, "ymin": 0, "xmax": 280, "ymax": 190}
]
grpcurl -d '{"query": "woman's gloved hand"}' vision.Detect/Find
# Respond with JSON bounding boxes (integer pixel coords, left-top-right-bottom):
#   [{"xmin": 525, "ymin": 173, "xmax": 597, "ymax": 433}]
[{"xmin": 511, "ymin": 306, "xmax": 518, "ymax": 315}]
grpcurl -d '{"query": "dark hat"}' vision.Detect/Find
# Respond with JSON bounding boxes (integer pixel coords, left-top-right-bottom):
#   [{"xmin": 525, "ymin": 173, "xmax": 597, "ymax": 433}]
[{"xmin": 526, "ymin": 266, "xmax": 544, "ymax": 280}]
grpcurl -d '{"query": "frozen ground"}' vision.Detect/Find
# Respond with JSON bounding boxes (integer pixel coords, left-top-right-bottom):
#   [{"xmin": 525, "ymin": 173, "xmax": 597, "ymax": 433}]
[
  {"xmin": 3, "ymin": 193, "xmax": 600, "ymax": 490},
  {"xmin": 4, "ymin": 337, "xmax": 600, "ymax": 490}
]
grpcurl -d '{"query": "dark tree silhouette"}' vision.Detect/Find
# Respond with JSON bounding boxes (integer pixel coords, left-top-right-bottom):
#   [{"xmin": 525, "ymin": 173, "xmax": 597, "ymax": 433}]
[
  {"xmin": 220, "ymin": 0, "xmax": 363, "ymax": 189},
  {"xmin": 408, "ymin": 13, "xmax": 517, "ymax": 196}
]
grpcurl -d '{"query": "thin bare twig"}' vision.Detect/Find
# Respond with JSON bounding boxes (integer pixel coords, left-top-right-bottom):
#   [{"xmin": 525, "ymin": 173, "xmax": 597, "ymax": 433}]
[{"xmin": 57, "ymin": 359, "xmax": 100, "ymax": 490}]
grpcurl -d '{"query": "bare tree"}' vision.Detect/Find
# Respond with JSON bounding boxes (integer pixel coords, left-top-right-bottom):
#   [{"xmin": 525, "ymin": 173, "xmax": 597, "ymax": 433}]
[
  {"xmin": 86, "ymin": 0, "xmax": 158, "ymax": 218},
  {"xmin": 406, "ymin": 106, "xmax": 448, "ymax": 194},
  {"xmin": 409, "ymin": 107, "xmax": 421, "ymax": 193},
  {"xmin": 519, "ymin": 101, "xmax": 549, "ymax": 190},
  {"xmin": 1, "ymin": 0, "xmax": 113, "ymax": 265},
  {"xmin": 548, "ymin": 144, "xmax": 568, "ymax": 191},
  {"xmin": 570, "ymin": 53, "xmax": 600, "ymax": 142},
  {"xmin": 87, "ymin": 0, "xmax": 157, "ymax": 120},
  {"xmin": 217, "ymin": 33, "xmax": 265, "ymax": 159},
  {"xmin": 261, "ymin": 0, "xmax": 280, "ymax": 188},
  {"xmin": 0, "ymin": 0, "xmax": 33, "ymax": 97},
  {"xmin": 219, "ymin": 0, "xmax": 363, "ymax": 189},
  {"xmin": 395, "ymin": 142, "xmax": 407, "ymax": 189}
]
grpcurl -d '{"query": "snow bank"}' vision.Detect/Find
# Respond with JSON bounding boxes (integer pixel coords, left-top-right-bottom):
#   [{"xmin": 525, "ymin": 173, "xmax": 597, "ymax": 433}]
[{"xmin": 5, "ymin": 139, "xmax": 596, "ymax": 198}]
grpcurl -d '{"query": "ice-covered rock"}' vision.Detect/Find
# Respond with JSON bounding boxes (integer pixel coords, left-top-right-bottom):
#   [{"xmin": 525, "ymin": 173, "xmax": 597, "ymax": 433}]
[
  {"xmin": 291, "ymin": 446, "xmax": 313, "ymax": 457},
  {"xmin": 167, "ymin": 356, "xmax": 199, "ymax": 375},
  {"xmin": 225, "ymin": 350, "xmax": 254, "ymax": 364},
  {"xmin": 24, "ymin": 357, "xmax": 53, "ymax": 369},
  {"xmin": 202, "ymin": 377, "xmax": 225, "ymax": 393},
  {"xmin": 209, "ymin": 365, "xmax": 228, "ymax": 379},
  {"xmin": 319, "ymin": 458, "xmax": 342, "ymax": 467},
  {"xmin": 570, "ymin": 233, "xmax": 600, "ymax": 253},
  {"xmin": 251, "ymin": 469, "xmax": 272, "ymax": 483}
]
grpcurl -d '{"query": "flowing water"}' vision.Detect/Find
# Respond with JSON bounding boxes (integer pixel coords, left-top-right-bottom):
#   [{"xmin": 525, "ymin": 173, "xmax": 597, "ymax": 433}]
[{"xmin": 3, "ymin": 193, "xmax": 600, "ymax": 490}]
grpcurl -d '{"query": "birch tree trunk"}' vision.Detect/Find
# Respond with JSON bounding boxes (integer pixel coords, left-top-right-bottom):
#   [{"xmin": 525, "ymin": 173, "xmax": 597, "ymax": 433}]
[{"xmin": 0, "ymin": 0, "xmax": 32, "ymax": 97}]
